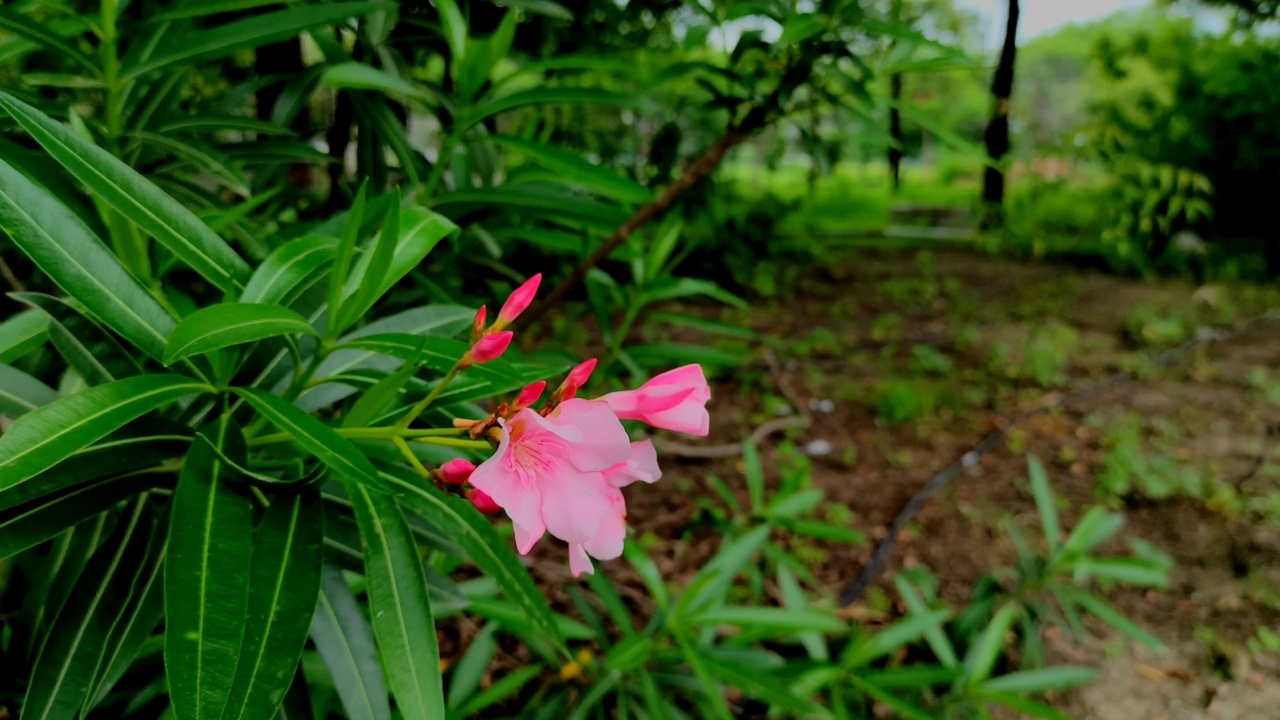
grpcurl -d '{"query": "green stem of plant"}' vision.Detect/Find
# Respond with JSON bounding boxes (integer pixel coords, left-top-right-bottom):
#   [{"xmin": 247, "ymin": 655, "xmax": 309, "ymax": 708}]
[
  {"xmin": 412, "ymin": 437, "xmax": 492, "ymax": 450},
  {"xmin": 247, "ymin": 424, "xmax": 470, "ymax": 448},
  {"xmin": 396, "ymin": 363, "xmax": 463, "ymax": 429},
  {"xmin": 393, "ymin": 436, "xmax": 433, "ymax": 479},
  {"xmin": 100, "ymin": 0, "xmax": 123, "ymax": 151}
]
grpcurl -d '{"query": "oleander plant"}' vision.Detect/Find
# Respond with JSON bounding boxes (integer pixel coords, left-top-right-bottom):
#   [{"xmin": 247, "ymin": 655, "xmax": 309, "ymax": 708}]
[{"xmin": 0, "ymin": 1, "xmax": 1175, "ymax": 718}]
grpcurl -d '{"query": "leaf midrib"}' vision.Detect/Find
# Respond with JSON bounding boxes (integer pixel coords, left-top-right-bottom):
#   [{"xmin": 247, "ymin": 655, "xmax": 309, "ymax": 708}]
[{"xmin": 168, "ymin": 315, "xmax": 314, "ymax": 362}]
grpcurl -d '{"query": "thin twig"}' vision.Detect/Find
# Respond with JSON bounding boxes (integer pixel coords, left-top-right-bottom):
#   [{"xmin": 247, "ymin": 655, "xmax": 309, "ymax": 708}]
[{"xmin": 0, "ymin": 255, "xmax": 24, "ymax": 292}]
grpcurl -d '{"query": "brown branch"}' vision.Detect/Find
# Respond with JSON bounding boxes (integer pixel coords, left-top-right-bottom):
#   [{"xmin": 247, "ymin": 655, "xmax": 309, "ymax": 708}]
[
  {"xmin": 0, "ymin": 255, "xmax": 24, "ymax": 293},
  {"xmin": 527, "ymin": 126, "xmax": 754, "ymax": 322}
]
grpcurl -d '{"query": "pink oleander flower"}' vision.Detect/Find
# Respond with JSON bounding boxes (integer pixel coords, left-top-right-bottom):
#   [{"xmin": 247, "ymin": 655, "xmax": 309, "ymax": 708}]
[
  {"xmin": 471, "ymin": 305, "xmax": 488, "ymax": 339},
  {"xmin": 467, "ymin": 488, "xmax": 502, "ymax": 514},
  {"xmin": 497, "ymin": 273, "xmax": 542, "ymax": 327},
  {"xmin": 470, "ymin": 331, "xmax": 513, "ymax": 364},
  {"xmin": 558, "ymin": 358, "xmax": 597, "ymax": 400},
  {"xmin": 600, "ymin": 364, "xmax": 711, "ymax": 436},
  {"xmin": 513, "ymin": 380, "xmax": 546, "ymax": 410},
  {"xmin": 566, "ymin": 440, "xmax": 662, "ymax": 575},
  {"xmin": 468, "ymin": 398, "xmax": 632, "ymax": 574},
  {"xmin": 438, "ymin": 458, "xmax": 475, "ymax": 486}
]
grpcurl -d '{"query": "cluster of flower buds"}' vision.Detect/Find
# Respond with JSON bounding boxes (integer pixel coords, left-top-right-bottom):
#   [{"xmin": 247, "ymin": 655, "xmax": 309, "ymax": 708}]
[
  {"xmin": 432, "ymin": 458, "xmax": 502, "ymax": 514},
  {"xmin": 461, "ymin": 274, "xmax": 541, "ymax": 368}
]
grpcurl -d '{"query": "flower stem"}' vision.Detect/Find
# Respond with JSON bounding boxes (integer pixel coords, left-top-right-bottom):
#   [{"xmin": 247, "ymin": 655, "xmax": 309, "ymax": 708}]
[
  {"xmin": 413, "ymin": 437, "xmax": 493, "ymax": 450},
  {"xmin": 395, "ymin": 363, "xmax": 462, "ymax": 429}
]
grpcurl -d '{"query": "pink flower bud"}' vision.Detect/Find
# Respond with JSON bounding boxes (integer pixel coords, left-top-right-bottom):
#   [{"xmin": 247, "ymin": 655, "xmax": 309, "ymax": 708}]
[
  {"xmin": 558, "ymin": 358, "xmax": 597, "ymax": 400},
  {"xmin": 497, "ymin": 273, "xmax": 542, "ymax": 326},
  {"xmin": 470, "ymin": 331, "xmax": 513, "ymax": 364},
  {"xmin": 472, "ymin": 305, "xmax": 488, "ymax": 339},
  {"xmin": 438, "ymin": 458, "xmax": 475, "ymax": 486},
  {"xmin": 467, "ymin": 488, "xmax": 502, "ymax": 515},
  {"xmin": 514, "ymin": 380, "xmax": 546, "ymax": 410}
]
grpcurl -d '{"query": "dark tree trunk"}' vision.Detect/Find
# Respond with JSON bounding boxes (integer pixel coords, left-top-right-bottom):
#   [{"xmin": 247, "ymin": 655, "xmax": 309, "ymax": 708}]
[
  {"xmin": 982, "ymin": 0, "xmax": 1019, "ymax": 221},
  {"xmin": 889, "ymin": 72, "xmax": 903, "ymax": 191}
]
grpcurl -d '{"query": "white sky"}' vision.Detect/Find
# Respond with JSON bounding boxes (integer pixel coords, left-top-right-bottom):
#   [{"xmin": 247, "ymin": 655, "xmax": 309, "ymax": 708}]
[{"xmin": 955, "ymin": 0, "xmax": 1151, "ymax": 44}]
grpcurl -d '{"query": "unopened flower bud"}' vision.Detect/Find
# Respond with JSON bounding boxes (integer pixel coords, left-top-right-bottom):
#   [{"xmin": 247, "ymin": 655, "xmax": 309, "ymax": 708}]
[
  {"xmin": 467, "ymin": 488, "xmax": 502, "ymax": 514},
  {"xmin": 496, "ymin": 274, "xmax": 541, "ymax": 327},
  {"xmin": 470, "ymin": 331, "xmax": 513, "ymax": 364},
  {"xmin": 438, "ymin": 458, "xmax": 475, "ymax": 486},
  {"xmin": 558, "ymin": 358, "xmax": 597, "ymax": 400},
  {"xmin": 514, "ymin": 380, "xmax": 546, "ymax": 410},
  {"xmin": 471, "ymin": 305, "xmax": 488, "ymax": 341}
]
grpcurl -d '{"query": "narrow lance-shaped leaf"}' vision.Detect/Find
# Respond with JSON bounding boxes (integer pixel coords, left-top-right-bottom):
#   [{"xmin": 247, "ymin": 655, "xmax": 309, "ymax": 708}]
[
  {"xmin": 122, "ymin": 2, "xmax": 389, "ymax": 79},
  {"xmin": 335, "ymin": 204, "xmax": 460, "ymax": 333},
  {"xmin": 310, "ymin": 560, "xmax": 391, "ymax": 720},
  {"xmin": 15, "ymin": 291, "xmax": 145, "ymax": 385},
  {"xmin": 0, "ymin": 375, "xmax": 212, "ymax": 492},
  {"xmin": 334, "ymin": 192, "xmax": 401, "ymax": 335},
  {"xmin": 232, "ymin": 388, "xmax": 387, "ymax": 491},
  {"xmin": 384, "ymin": 467, "xmax": 564, "ymax": 650},
  {"xmin": 0, "ymin": 156, "xmax": 175, "ymax": 359},
  {"xmin": 86, "ymin": 528, "xmax": 168, "ymax": 708},
  {"xmin": 222, "ymin": 489, "xmax": 324, "ymax": 720},
  {"xmin": 0, "ymin": 418, "xmax": 191, "ymax": 513},
  {"xmin": 164, "ymin": 303, "xmax": 317, "ymax": 365},
  {"xmin": 0, "ymin": 471, "xmax": 160, "ymax": 560},
  {"xmin": 328, "ymin": 182, "xmax": 368, "ymax": 336},
  {"xmin": 0, "ymin": 363, "xmax": 58, "ymax": 418},
  {"xmin": 22, "ymin": 496, "xmax": 155, "ymax": 720},
  {"xmin": 0, "ymin": 309, "xmax": 47, "ymax": 363},
  {"xmin": 0, "ymin": 7, "xmax": 99, "ymax": 74},
  {"xmin": 342, "ymin": 478, "xmax": 446, "ymax": 720},
  {"xmin": 239, "ymin": 235, "xmax": 337, "ymax": 306},
  {"xmin": 165, "ymin": 418, "xmax": 256, "ymax": 720},
  {"xmin": 0, "ymin": 92, "xmax": 253, "ymax": 293},
  {"xmin": 486, "ymin": 136, "xmax": 651, "ymax": 203}
]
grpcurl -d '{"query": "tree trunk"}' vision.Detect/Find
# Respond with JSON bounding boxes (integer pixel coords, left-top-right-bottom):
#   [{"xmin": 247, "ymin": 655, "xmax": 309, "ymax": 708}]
[
  {"xmin": 981, "ymin": 0, "xmax": 1019, "ymax": 221},
  {"xmin": 889, "ymin": 72, "xmax": 903, "ymax": 191}
]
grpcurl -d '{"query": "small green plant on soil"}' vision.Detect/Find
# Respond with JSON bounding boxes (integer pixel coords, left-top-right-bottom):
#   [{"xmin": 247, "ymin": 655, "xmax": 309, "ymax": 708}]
[
  {"xmin": 1094, "ymin": 413, "xmax": 1207, "ymax": 502},
  {"xmin": 465, "ymin": 454, "xmax": 1171, "ymax": 718},
  {"xmin": 988, "ymin": 322, "xmax": 1079, "ymax": 388},
  {"xmin": 1123, "ymin": 304, "xmax": 1194, "ymax": 347}
]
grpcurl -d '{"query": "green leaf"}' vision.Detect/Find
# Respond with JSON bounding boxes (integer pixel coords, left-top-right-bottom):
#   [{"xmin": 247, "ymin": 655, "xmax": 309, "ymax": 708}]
[
  {"xmin": 689, "ymin": 606, "xmax": 846, "ymax": 634},
  {"xmin": 452, "ymin": 666, "xmax": 541, "ymax": 718},
  {"xmin": 0, "ymin": 7, "xmax": 98, "ymax": 75},
  {"xmin": 1060, "ymin": 506, "xmax": 1125, "ymax": 558},
  {"xmin": 122, "ymin": 2, "xmax": 389, "ymax": 79},
  {"xmin": 977, "ymin": 691, "xmax": 1074, "ymax": 720},
  {"xmin": 680, "ymin": 524, "xmax": 772, "ymax": 617},
  {"xmin": 0, "ymin": 92, "xmax": 252, "ymax": 293},
  {"xmin": 164, "ymin": 303, "xmax": 317, "ymax": 365},
  {"xmin": 383, "ymin": 468, "xmax": 564, "ymax": 650},
  {"xmin": 742, "ymin": 440, "xmax": 764, "ymax": 515},
  {"xmin": 892, "ymin": 576, "xmax": 958, "ymax": 668},
  {"xmin": 22, "ymin": 497, "xmax": 157, "ymax": 720},
  {"xmin": 1058, "ymin": 587, "xmax": 1163, "ymax": 648},
  {"xmin": 14, "ymin": 292, "xmax": 144, "ymax": 385},
  {"xmin": 337, "ymin": 334, "xmax": 522, "ymax": 385},
  {"xmin": 158, "ymin": 115, "xmax": 293, "ymax": 136},
  {"xmin": 0, "ymin": 309, "xmax": 47, "ymax": 363},
  {"xmin": 334, "ymin": 195, "xmax": 400, "ymax": 335},
  {"xmin": 0, "ymin": 418, "xmax": 191, "ymax": 513},
  {"xmin": 1027, "ymin": 455, "xmax": 1060, "ymax": 549},
  {"xmin": 240, "ymin": 235, "xmax": 337, "ymax": 306},
  {"xmin": 334, "ymin": 207, "xmax": 457, "ymax": 334},
  {"xmin": 223, "ymin": 490, "xmax": 325, "ymax": 720},
  {"xmin": 963, "ymin": 603, "xmax": 1020, "ymax": 687},
  {"xmin": 165, "ymin": 418, "xmax": 256, "ymax": 720},
  {"xmin": 776, "ymin": 14, "xmax": 825, "ymax": 45},
  {"xmin": 0, "ymin": 363, "xmax": 58, "ymax": 417},
  {"xmin": 130, "ymin": 131, "xmax": 251, "ymax": 197},
  {"xmin": 846, "ymin": 676, "xmax": 936, "ymax": 720},
  {"xmin": 435, "ymin": 0, "xmax": 468, "ymax": 63},
  {"xmin": 86, "ymin": 523, "xmax": 167, "ymax": 709},
  {"xmin": 488, "ymin": 0, "xmax": 571, "ymax": 18},
  {"xmin": 311, "ymin": 561, "xmax": 391, "ymax": 720},
  {"xmin": 320, "ymin": 63, "xmax": 441, "ymax": 105},
  {"xmin": 464, "ymin": 88, "xmax": 638, "ymax": 129},
  {"xmin": 484, "ymin": 136, "xmax": 650, "ymax": 203},
  {"xmin": 447, "ymin": 624, "xmax": 497, "ymax": 709},
  {"xmin": 0, "ymin": 375, "xmax": 211, "ymax": 491},
  {"xmin": 981, "ymin": 666, "xmax": 1098, "ymax": 694},
  {"xmin": 342, "ymin": 478, "xmax": 445, "ymax": 720},
  {"xmin": 341, "ymin": 343, "xmax": 425, "ymax": 429},
  {"xmin": 698, "ymin": 651, "xmax": 814, "ymax": 714},
  {"xmin": 328, "ymin": 182, "xmax": 368, "ymax": 335},
  {"xmin": 0, "ymin": 471, "xmax": 159, "ymax": 560},
  {"xmin": 0, "ymin": 155, "xmax": 175, "ymax": 360},
  {"xmin": 843, "ymin": 609, "xmax": 953, "ymax": 667},
  {"xmin": 1071, "ymin": 558, "xmax": 1169, "ymax": 588},
  {"xmin": 232, "ymin": 388, "xmax": 387, "ymax": 491}
]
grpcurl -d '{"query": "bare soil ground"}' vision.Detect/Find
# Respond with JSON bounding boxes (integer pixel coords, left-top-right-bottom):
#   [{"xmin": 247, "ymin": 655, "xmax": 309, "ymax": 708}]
[{"xmin": 587, "ymin": 247, "xmax": 1280, "ymax": 718}]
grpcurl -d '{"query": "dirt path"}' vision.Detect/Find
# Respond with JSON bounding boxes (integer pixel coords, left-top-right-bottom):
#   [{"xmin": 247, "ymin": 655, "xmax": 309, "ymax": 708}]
[{"xmin": 616, "ymin": 248, "xmax": 1280, "ymax": 717}]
